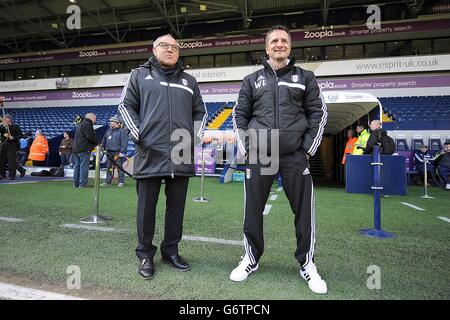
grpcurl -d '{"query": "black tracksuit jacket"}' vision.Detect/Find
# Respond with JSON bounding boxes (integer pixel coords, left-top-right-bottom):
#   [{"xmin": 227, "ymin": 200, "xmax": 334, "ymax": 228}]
[
  {"xmin": 118, "ymin": 57, "xmax": 207, "ymax": 179},
  {"xmin": 233, "ymin": 58, "xmax": 327, "ymax": 157},
  {"xmin": 72, "ymin": 118, "xmax": 97, "ymax": 154}
]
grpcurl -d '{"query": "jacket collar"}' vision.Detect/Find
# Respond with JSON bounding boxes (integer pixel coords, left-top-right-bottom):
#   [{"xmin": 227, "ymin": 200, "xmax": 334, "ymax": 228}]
[
  {"xmin": 262, "ymin": 56, "xmax": 296, "ymax": 76},
  {"xmin": 359, "ymin": 129, "xmax": 368, "ymax": 136},
  {"xmin": 143, "ymin": 56, "xmax": 184, "ymax": 77}
]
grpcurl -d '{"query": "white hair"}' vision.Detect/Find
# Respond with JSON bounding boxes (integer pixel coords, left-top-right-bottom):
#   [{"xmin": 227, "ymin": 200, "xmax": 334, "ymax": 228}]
[{"xmin": 153, "ymin": 34, "xmax": 178, "ymax": 48}]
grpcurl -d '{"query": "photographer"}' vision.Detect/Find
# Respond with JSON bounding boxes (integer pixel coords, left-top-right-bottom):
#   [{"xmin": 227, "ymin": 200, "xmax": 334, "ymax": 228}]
[{"xmin": 0, "ymin": 114, "xmax": 23, "ymax": 180}]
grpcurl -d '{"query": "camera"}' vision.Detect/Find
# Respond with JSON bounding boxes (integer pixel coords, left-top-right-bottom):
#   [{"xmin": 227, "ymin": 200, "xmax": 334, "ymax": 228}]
[{"xmin": 73, "ymin": 114, "xmax": 85, "ymax": 125}]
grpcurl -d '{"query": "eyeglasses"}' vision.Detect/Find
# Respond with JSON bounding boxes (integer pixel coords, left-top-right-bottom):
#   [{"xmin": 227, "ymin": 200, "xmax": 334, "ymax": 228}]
[{"xmin": 156, "ymin": 42, "xmax": 180, "ymax": 52}]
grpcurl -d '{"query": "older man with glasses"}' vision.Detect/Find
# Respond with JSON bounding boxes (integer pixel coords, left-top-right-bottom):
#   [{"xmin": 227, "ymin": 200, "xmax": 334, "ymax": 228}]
[{"xmin": 118, "ymin": 34, "xmax": 207, "ymax": 280}]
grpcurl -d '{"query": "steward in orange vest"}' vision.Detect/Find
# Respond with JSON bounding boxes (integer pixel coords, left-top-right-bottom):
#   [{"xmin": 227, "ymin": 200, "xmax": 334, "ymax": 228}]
[
  {"xmin": 28, "ymin": 130, "xmax": 49, "ymax": 162},
  {"xmin": 342, "ymin": 129, "xmax": 357, "ymax": 164}
]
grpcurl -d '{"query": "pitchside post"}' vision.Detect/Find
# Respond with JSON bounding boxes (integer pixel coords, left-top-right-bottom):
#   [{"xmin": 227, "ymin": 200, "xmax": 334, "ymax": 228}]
[
  {"xmin": 193, "ymin": 143, "xmax": 209, "ymax": 202},
  {"xmin": 80, "ymin": 146, "xmax": 112, "ymax": 223},
  {"xmin": 421, "ymin": 157, "xmax": 434, "ymax": 199},
  {"xmin": 359, "ymin": 145, "xmax": 395, "ymax": 238}
]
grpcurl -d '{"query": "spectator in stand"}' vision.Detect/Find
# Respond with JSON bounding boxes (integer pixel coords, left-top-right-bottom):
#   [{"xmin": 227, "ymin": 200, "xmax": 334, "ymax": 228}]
[
  {"xmin": 414, "ymin": 144, "xmax": 440, "ymax": 187},
  {"xmin": 28, "ymin": 129, "xmax": 49, "ymax": 167},
  {"xmin": 435, "ymin": 142, "xmax": 450, "ymax": 190},
  {"xmin": 59, "ymin": 131, "xmax": 73, "ymax": 168}
]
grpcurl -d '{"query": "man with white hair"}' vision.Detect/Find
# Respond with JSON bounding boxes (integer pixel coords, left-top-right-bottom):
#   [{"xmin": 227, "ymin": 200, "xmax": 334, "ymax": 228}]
[
  {"xmin": 72, "ymin": 113, "xmax": 97, "ymax": 188},
  {"xmin": 363, "ymin": 120, "xmax": 395, "ymax": 155},
  {"xmin": 118, "ymin": 34, "xmax": 207, "ymax": 280}
]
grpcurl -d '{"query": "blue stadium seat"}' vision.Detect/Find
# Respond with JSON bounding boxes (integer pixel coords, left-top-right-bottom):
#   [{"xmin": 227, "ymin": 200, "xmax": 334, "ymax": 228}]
[
  {"xmin": 3, "ymin": 105, "xmax": 118, "ymax": 139},
  {"xmin": 429, "ymin": 135, "xmax": 442, "ymax": 152},
  {"xmin": 395, "ymin": 135, "xmax": 408, "ymax": 151},
  {"xmin": 380, "ymin": 95, "xmax": 450, "ymax": 123},
  {"xmin": 412, "ymin": 135, "xmax": 424, "ymax": 151}
]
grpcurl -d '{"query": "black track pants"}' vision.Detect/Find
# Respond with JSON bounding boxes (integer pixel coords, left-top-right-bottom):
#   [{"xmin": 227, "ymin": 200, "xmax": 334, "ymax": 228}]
[{"xmin": 243, "ymin": 149, "xmax": 315, "ymax": 267}]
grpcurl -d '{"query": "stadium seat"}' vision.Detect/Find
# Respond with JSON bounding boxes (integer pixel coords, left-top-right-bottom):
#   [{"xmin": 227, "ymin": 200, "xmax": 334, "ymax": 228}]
[
  {"xmin": 395, "ymin": 134, "xmax": 408, "ymax": 151},
  {"xmin": 412, "ymin": 135, "xmax": 424, "ymax": 151},
  {"xmin": 3, "ymin": 105, "xmax": 118, "ymax": 139},
  {"xmin": 429, "ymin": 134, "xmax": 442, "ymax": 152},
  {"xmin": 379, "ymin": 96, "xmax": 450, "ymax": 123}
]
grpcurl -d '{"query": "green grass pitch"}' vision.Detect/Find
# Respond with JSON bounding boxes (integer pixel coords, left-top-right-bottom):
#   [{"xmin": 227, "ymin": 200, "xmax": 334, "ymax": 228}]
[{"xmin": 0, "ymin": 177, "xmax": 449, "ymax": 299}]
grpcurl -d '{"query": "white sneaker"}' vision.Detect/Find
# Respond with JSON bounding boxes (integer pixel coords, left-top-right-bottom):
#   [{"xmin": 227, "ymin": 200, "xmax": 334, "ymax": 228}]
[
  {"xmin": 229, "ymin": 254, "xmax": 258, "ymax": 282},
  {"xmin": 299, "ymin": 262, "xmax": 328, "ymax": 294},
  {"xmin": 446, "ymin": 184, "xmax": 450, "ymax": 190},
  {"xmin": 117, "ymin": 182, "xmax": 125, "ymax": 187}
]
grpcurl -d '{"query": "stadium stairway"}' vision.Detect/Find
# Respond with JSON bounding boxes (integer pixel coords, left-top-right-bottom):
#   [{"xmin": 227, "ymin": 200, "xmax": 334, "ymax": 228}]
[
  {"xmin": 207, "ymin": 109, "xmax": 233, "ymax": 129},
  {"xmin": 382, "ymin": 112, "xmax": 393, "ymax": 122}
]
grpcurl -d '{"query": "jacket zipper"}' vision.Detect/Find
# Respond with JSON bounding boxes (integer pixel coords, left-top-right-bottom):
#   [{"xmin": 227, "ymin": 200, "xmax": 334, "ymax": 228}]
[
  {"xmin": 167, "ymin": 83, "xmax": 174, "ymax": 179},
  {"xmin": 269, "ymin": 65, "xmax": 279, "ymax": 129},
  {"xmin": 275, "ymin": 76, "xmax": 279, "ymax": 129}
]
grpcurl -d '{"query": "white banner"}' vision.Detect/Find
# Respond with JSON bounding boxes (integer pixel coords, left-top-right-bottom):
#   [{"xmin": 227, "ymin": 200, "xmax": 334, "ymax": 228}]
[
  {"xmin": 1, "ymin": 55, "xmax": 449, "ymax": 93},
  {"xmin": 303, "ymin": 54, "xmax": 450, "ymax": 76},
  {"xmin": 0, "ymin": 74, "xmax": 130, "ymax": 93},
  {"xmin": 184, "ymin": 66, "xmax": 262, "ymax": 82}
]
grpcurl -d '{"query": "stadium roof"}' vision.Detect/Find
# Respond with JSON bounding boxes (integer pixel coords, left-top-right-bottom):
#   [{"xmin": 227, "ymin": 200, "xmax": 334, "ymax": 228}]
[{"xmin": 0, "ymin": 0, "xmax": 430, "ymax": 54}]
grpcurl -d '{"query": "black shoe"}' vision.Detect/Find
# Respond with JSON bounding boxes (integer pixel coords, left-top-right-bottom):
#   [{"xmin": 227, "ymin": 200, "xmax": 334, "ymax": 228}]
[
  {"xmin": 162, "ymin": 254, "xmax": 191, "ymax": 271},
  {"xmin": 138, "ymin": 259, "xmax": 155, "ymax": 279},
  {"xmin": 18, "ymin": 168, "xmax": 26, "ymax": 178}
]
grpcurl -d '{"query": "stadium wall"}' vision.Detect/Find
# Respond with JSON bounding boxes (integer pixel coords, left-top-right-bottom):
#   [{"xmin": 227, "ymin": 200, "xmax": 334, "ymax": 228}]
[{"xmin": 1, "ymin": 54, "xmax": 449, "ymax": 108}]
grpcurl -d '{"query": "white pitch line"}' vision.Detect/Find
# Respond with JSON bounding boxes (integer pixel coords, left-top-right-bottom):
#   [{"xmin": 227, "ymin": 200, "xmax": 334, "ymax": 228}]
[
  {"xmin": 400, "ymin": 202, "xmax": 425, "ymax": 211},
  {"xmin": 0, "ymin": 216, "xmax": 24, "ymax": 222},
  {"xmin": 0, "ymin": 282, "xmax": 85, "ymax": 300},
  {"xmin": 277, "ymin": 187, "xmax": 283, "ymax": 192},
  {"xmin": 60, "ymin": 224, "xmax": 243, "ymax": 245},
  {"xmin": 182, "ymin": 235, "xmax": 243, "ymax": 246},
  {"xmin": 269, "ymin": 194, "xmax": 278, "ymax": 201},
  {"xmin": 263, "ymin": 204, "xmax": 272, "ymax": 215},
  {"xmin": 437, "ymin": 216, "xmax": 450, "ymax": 223},
  {"xmin": 0, "ymin": 181, "xmax": 37, "ymax": 185},
  {"xmin": 61, "ymin": 224, "xmax": 116, "ymax": 232}
]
